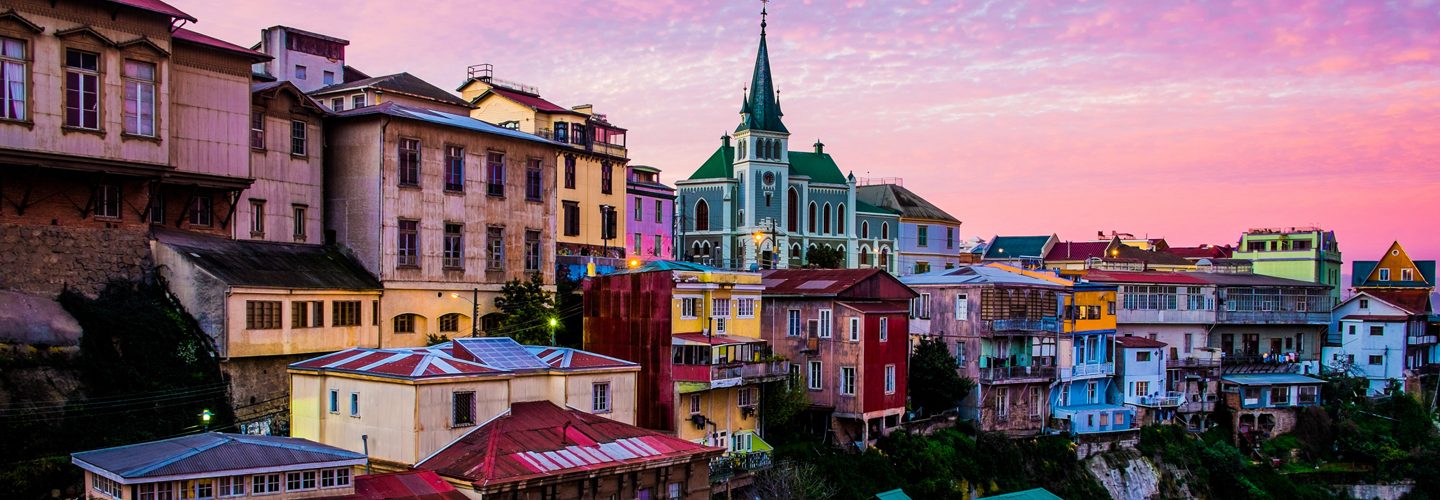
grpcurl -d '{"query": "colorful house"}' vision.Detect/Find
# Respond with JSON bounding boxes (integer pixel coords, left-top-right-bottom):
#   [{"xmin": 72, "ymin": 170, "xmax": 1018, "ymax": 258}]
[
  {"xmin": 981, "ymin": 235, "xmax": 1058, "ymax": 268},
  {"xmin": 1233, "ymin": 227, "xmax": 1344, "ymax": 307},
  {"xmin": 461, "ymin": 65, "xmax": 630, "ymax": 266},
  {"xmin": 1044, "ymin": 237, "xmax": 1194, "ymax": 274},
  {"xmin": 582, "ymin": 261, "xmax": 784, "ymax": 488},
  {"xmin": 72, "ymin": 433, "xmax": 365, "ymax": 499},
  {"xmin": 1220, "ymin": 373, "xmax": 1323, "ymax": 443},
  {"xmin": 855, "ymin": 182, "xmax": 962, "ymax": 275},
  {"xmin": 288, "ymin": 337, "xmax": 638, "ymax": 469},
  {"xmin": 854, "ymin": 201, "xmax": 902, "ymax": 274},
  {"xmin": 1049, "ymin": 280, "xmax": 1137, "ymax": 436},
  {"xmin": 1323, "ymin": 241, "xmax": 1438, "ymax": 394},
  {"xmin": 625, "ymin": 165, "xmax": 676, "ymax": 267},
  {"xmin": 1115, "ymin": 336, "xmax": 1181, "ymax": 426},
  {"xmin": 416, "ymin": 400, "xmax": 723, "ymax": 499},
  {"xmin": 759, "ymin": 269, "xmax": 916, "ymax": 448}
]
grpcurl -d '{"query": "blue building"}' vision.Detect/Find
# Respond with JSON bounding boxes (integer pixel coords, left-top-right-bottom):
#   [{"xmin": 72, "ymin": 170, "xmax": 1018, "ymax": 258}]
[
  {"xmin": 1049, "ymin": 284, "xmax": 1136, "ymax": 436},
  {"xmin": 856, "ymin": 182, "xmax": 962, "ymax": 275},
  {"xmin": 1221, "ymin": 373, "xmax": 1323, "ymax": 442}
]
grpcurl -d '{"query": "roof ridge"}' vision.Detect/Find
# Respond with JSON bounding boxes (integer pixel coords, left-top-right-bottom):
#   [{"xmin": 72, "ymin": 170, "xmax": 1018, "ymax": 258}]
[{"xmin": 120, "ymin": 433, "xmax": 229, "ymax": 477}]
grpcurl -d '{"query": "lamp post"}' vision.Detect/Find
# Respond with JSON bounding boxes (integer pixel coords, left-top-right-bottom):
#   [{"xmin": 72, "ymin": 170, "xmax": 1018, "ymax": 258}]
[
  {"xmin": 200, "ymin": 408, "xmax": 213, "ymax": 431},
  {"xmin": 751, "ymin": 217, "xmax": 777, "ymax": 270},
  {"xmin": 548, "ymin": 317, "xmax": 558, "ymax": 345},
  {"xmin": 450, "ymin": 288, "xmax": 480, "ymax": 337},
  {"xmin": 599, "ymin": 204, "xmax": 615, "ymax": 262}
]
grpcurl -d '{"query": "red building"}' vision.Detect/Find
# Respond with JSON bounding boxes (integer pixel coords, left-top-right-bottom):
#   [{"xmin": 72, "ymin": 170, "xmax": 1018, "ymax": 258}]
[{"xmin": 759, "ymin": 269, "xmax": 916, "ymax": 448}]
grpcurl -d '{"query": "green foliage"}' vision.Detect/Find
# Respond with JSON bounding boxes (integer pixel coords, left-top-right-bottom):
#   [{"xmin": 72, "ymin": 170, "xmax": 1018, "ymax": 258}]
[
  {"xmin": 761, "ymin": 378, "xmax": 811, "ymax": 443},
  {"xmin": 425, "ymin": 333, "xmax": 451, "ymax": 346},
  {"xmin": 1137, "ymin": 425, "xmax": 1342, "ymax": 499},
  {"xmin": 552, "ymin": 265, "xmax": 584, "ymax": 349},
  {"xmin": 805, "ymin": 246, "xmax": 846, "ymax": 269},
  {"xmin": 493, "ymin": 273, "xmax": 563, "ymax": 345},
  {"xmin": 908, "ymin": 337, "xmax": 974, "ymax": 416}
]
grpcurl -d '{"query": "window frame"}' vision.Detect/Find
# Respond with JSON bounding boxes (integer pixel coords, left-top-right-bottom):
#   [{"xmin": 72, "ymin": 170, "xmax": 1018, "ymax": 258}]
[
  {"xmin": 849, "ymin": 317, "xmax": 861, "ymax": 342},
  {"xmin": 398, "ymin": 138, "xmax": 421, "ymax": 187},
  {"xmin": 289, "ymin": 120, "xmax": 308, "ymax": 156},
  {"xmin": 839, "ymin": 366, "xmax": 856, "ymax": 395},
  {"xmin": 0, "ymin": 35, "xmax": 30, "ymax": 122},
  {"xmin": 397, "ymin": 219, "xmax": 420, "ymax": 268},
  {"xmin": 592, "ymin": 382, "xmax": 611, "ymax": 413},
  {"xmin": 443, "ymin": 144, "xmax": 464, "ymax": 192},
  {"xmin": 452, "ymin": 391, "xmax": 477, "ymax": 427},
  {"xmin": 524, "ymin": 158, "xmax": 543, "ymax": 201},
  {"xmin": 486, "ymin": 151, "xmax": 506, "ymax": 197},
  {"xmin": 443, "ymin": 223, "xmax": 464, "ymax": 270},
  {"xmin": 249, "ymin": 199, "xmax": 265, "ymax": 236},
  {"xmin": 807, "ymin": 361, "xmax": 823, "ymax": 391},
  {"xmin": 121, "ymin": 58, "xmax": 156, "ymax": 137},
  {"xmin": 63, "ymin": 48, "xmax": 100, "ymax": 130}
]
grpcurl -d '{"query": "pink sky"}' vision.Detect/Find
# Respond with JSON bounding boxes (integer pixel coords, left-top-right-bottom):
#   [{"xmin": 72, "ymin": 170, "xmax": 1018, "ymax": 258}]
[{"xmin": 172, "ymin": 0, "xmax": 1440, "ymax": 265}]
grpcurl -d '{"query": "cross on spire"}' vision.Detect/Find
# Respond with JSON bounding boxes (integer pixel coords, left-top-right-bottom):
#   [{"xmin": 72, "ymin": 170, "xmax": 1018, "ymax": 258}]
[{"xmin": 761, "ymin": 0, "xmax": 769, "ymax": 35}]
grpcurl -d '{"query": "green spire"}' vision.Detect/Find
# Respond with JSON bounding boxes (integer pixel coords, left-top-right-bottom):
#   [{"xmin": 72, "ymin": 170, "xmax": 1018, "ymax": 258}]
[{"xmin": 737, "ymin": 4, "xmax": 788, "ymax": 134}]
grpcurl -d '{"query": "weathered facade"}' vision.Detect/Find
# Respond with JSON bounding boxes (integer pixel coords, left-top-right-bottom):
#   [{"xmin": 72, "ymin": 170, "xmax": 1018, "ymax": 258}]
[
  {"xmin": 1233, "ymin": 227, "xmax": 1343, "ymax": 307},
  {"xmin": 855, "ymin": 182, "xmax": 962, "ymax": 275},
  {"xmin": 324, "ymin": 102, "xmax": 559, "ymax": 347},
  {"xmin": 626, "ymin": 165, "xmax": 676, "ymax": 266}
]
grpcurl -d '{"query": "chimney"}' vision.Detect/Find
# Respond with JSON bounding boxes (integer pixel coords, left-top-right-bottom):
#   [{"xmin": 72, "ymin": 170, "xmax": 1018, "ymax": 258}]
[
  {"xmin": 813, "ymin": 140, "xmax": 825, "ymax": 154},
  {"xmin": 721, "ymin": 134, "xmax": 731, "ymax": 148}
]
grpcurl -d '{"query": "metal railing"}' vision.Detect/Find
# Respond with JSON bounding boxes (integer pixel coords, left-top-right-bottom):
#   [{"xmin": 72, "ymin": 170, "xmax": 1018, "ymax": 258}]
[
  {"xmin": 1138, "ymin": 391, "xmax": 1186, "ymax": 406},
  {"xmin": 1062, "ymin": 363, "xmax": 1114, "ymax": 379},
  {"xmin": 741, "ymin": 360, "xmax": 787, "ymax": 381},
  {"xmin": 1167, "ymin": 356, "xmax": 1222, "ymax": 369},
  {"xmin": 977, "ymin": 365, "xmax": 1055, "ymax": 383},
  {"xmin": 1409, "ymin": 335, "xmax": 1438, "ymax": 345},
  {"xmin": 709, "ymin": 450, "xmax": 773, "ymax": 481},
  {"xmin": 988, "ymin": 318, "xmax": 1061, "ymax": 333},
  {"xmin": 1217, "ymin": 309, "xmax": 1330, "ymax": 325}
]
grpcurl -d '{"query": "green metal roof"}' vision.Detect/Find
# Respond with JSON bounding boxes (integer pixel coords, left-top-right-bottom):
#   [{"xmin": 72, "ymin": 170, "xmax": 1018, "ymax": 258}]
[
  {"xmin": 874, "ymin": 489, "xmax": 912, "ymax": 500},
  {"xmin": 686, "ymin": 145, "xmax": 850, "ymax": 185},
  {"xmin": 1221, "ymin": 373, "xmax": 1325, "ymax": 386},
  {"xmin": 855, "ymin": 199, "xmax": 899, "ymax": 216},
  {"xmin": 983, "ymin": 235, "xmax": 1054, "ymax": 260},
  {"xmin": 976, "ymin": 488, "xmax": 1064, "ymax": 500}
]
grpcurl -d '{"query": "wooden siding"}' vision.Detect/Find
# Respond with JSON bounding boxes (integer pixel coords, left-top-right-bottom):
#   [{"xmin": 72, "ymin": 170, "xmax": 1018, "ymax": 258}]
[{"xmin": 242, "ymin": 88, "xmax": 325, "ymax": 243}]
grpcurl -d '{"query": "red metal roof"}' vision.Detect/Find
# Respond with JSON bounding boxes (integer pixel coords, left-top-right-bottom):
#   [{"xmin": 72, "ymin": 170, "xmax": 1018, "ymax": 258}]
[
  {"xmin": 416, "ymin": 401, "xmax": 722, "ymax": 488},
  {"xmin": 290, "ymin": 339, "xmax": 636, "ymax": 381},
  {"xmin": 1362, "ymin": 289, "xmax": 1432, "ymax": 316},
  {"xmin": 761, "ymin": 268, "xmax": 884, "ymax": 295},
  {"xmin": 1168, "ymin": 245, "xmax": 1234, "ymax": 259},
  {"xmin": 1044, "ymin": 242, "xmax": 1110, "ymax": 261},
  {"xmin": 1082, "ymin": 270, "xmax": 1210, "ymax": 285},
  {"xmin": 172, "ymin": 28, "xmax": 270, "ymax": 61},
  {"xmin": 487, "ymin": 87, "xmax": 585, "ymax": 115},
  {"xmin": 838, "ymin": 302, "xmax": 908, "ymax": 314},
  {"xmin": 333, "ymin": 471, "xmax": 467, "ymax": 500},
  {"xmin": 1341, "ymin": 314, "xmax": 1411, "ymax": 322},
  {"xmin": 108, "ymin": 0, "xmax": 195, "ymax": 21},
  {"xmin": 671, "ymin": 333, "xmax": 765, "ymax": 345},
  {"xmin": 1115, "ymin": 336, "xmax": 1167, "ymax": 348}
]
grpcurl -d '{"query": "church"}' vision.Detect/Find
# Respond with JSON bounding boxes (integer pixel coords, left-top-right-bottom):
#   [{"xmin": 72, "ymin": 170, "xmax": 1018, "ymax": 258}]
[{"xmin": 676, "ymin": 6, "xmax": 899, "ymax": 271}]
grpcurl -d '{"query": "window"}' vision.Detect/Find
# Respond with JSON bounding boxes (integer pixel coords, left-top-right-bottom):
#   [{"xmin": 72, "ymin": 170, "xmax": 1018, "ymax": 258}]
[
  {"xmin": 860, "ymin": 220, "xmax": 869, "ymax": 238},
  {"xmin": 917, "ymin": 225, "xmax": 929, "ymax": 247},
  {"xmin": 1402, "ymin": 269, "xmax": 1414, "ymax": 281},
  {"xmin": 1136, "ymin": 351, "xmax": 1152, "ymax": 362},
  {"xmin": 95, "ymin": 184, "xmax": 122, "ymax": 219},
  {"xmin": 1, "ymin": 37, "xmax": 27, "ymax": 120},
  {"xmin": 837, "ymin": 204, "xmax": 846, "ymax": 234},
  {"xmin": 249, "ymin": 200, "xmax": 265, "ymax": 236},
  {"xmin": 525, "ymin": 159, "xmax": 543, "ymax": 201},
  {"xmin": 738, "ymin": 387, "xmax": 754, "ymax": 407},
  {"xmin": 736, "ymin": 298, "xmax": 756, "ymax": 318},
  {"xmin": 322, "ymin": 70, "xmax": 335, "ymax": 85},
  {"xmin": 294, "ymin": 64, "xmax": 307, "ymax": 79},
  {"xmin": 680, "ymin": 297, "xmax": 699, "ymax": 319},
  {"xmin": 393, "ymin": 313, "xmax": 417, "ymax": 333},
  {"xmin": 554, "ymin": 122, "xmax": 569, "ymax": 142},
  {"xmin": 1184, "ymin": 333, "xmax": 1193, "ymax": 353},
  {"xmin": 822, "ymin": 203, "xmax": 832, "ymax": 233},
  {"xmin": 253, "ymin": 474, "xmax": 281, "ymax": 494},
  {"xmin": 322, "ymin": 468, "xmax": 350, "ymax": 489},
  {"xmin": 572, "ymin": 123, "xmax": 585, "ymax": 144},
  {"xmin": 333, "ymin": 301, "xmax": 361, "ymax": 326},
  {"xmin": 840, "ymin": 367, "xmax": 856, "ymax": 395},
  {"xmin": 291, "ymin": 300, "xmax": 322, "ymax": 328},
  {"xmin": 396, "ymin": 138, "xmax": 420, "ymax": 186},
  {"xmin": 65, "ymin": 49, "xmax": 99, "ymax": 129},
  {"xmin": 654, "ymin": 200, "xmax": 663, "ymax": 223},
  {"xmin": 956, "ymin": 342, "xmax": 966, "ymax": 364},
  {"xmin": 562, "ymin": 201, "xmax": 580, "ymax": 236},
  {"xmin": 1370, "ymin": 326, "xmax": 1384, "ymax": 336},
  {"xmin": 807, "ymin": 202, "xmax": 817, "ymax": 232},
  {"xmin": 632, "ymin": 197, "xmax": 642, "ymax": 221},
  {"xmin": 352, "ymin": 94, "xmax": 365, "ymax": 109},
  {"xmin": 849, "ymin": 317, "xmax": 860, "ymax": 342},
  {"xmin": 1269, "ymin": 386, "xmax": 1291, "ymax": 405},
  {"xmin": 441, "ymin": 145, "xmax": 463, "ymax": 191},
  {"xmin": 487, "ymin": 227, "xmax": 505, "ymax": 270},
  {"xmin": 443, "ymin": 223, "xmax": 464, "ymax": 269},
  {"xmin": 884, "ymin": 364, "xmax": 896, "ymax": 394},
  {"xmin": 122, "ymin": 59, "xmax": 156, "ymax": 136},
  {"xmin": 328, "ymin": 389, "xmax": 338, "ymax": 413},
  {"xmin": 453, "ymin": 391, "xmax": 476, "ymax": 426},
  {"xmin": 947, "ymin": 227, "xmax": 955, "ymax": 249},
  {"xmin": 911, "ymin": 293, "xmax": 931, "ymax": 319},
  {"xmin": 293, "ymin": 205, "xmax": 307, "ymax": 240},
  {"xmin": 1359, "ymin": 299, "xmax": 1369, "ymax": 309},
  {"xmin": 915, "ymin": 262, "xmax": 930, "ymax": 274},
  {"xmin": 189, "ymin": 195, "xmax": 212, "ymax": 226},
  {"xmin": 694, "ymin": 199, "xmax": 710, "ymax": 231},
  {"xmin": 601, "ymin": 162, "xmax": 613, "ymax": 194},
  {"xmin": 690, "ymin": 394, "xmax": 702, "ymax": 414},
  {"xmin": 879, "ymin": 317, "xmax": 889, "ymax": 342},
  {"xmin": 593, "ymin": 382, "xmax": 611, "ymax": 413},
  {"xmin": 654, "ymin": 234, "xmax": 663, "ymax": 256},
  {"xmin": 1369, "ymin": 355, "xmax": 1383, "ymax": 365},
  {"xmin": 1134, "ymin": 380, "xmax": 1150, "ymax": 397},
  {"xmin": 1298, "ymin": 386, "xmax": 1318, "ymax": 404},
  {"xmin": 525, "ymin": 230, "xmax": 541, "ymax": 272},
  {"xmin": 246, "ymin": 301, "xmax": 282, "ymax": 329},
  {"xmin": 955, "ymin": 294, "xmax": 969, "ymax": 319},
  {"xmin": 807, "ymin": 361, "xmax": 822, "ymax": 390},
  {"xmin": 349, "ymin": 392, "xmax": 360, "ymax": 416},
  {"xmin": 217, "ymin": 476, "xmax": 245, "ymax": 496},
  {"xmin": 250, "ymin": 111, "xmax": 265, "ymax": 148},
  {"xmin": 439, "ymin": 313, "xmax": 461, "ymax": 333},
  {"xmin": 397, "ymin": 219, "xmax": 419, "ymax": 267},
  {"xmin": 563, "ymin": 155, "xmax": 576, "ymax": 188},
  {"xmin": 995, "ymin": 387, "xmax": 1009, "ymax": 417},
  {"xmin": 290, "ymin": 120, "xmax": 307, "ymax": 156},
  {"xmin": 486, "ymin": 152, "xmax": 505, "ymax": 196},
  {"xmin": 93, "ymin": 475, "xmax": 122, "ymax": 498},
  {"xmin": 817, "ymin": 309, "xmax": 832, "ymax": 338},
  {"xmin": 667, "ymin": 482, "xmax": 682, "ymax": 500},
  {"xmin": 192, "ymin": 479, "xmax": 214, "ymax": 499},
  {"xmin": 286, "ymin": 470, "xmax": 317, "ymax": 491},
  {"xmin": 881, "ymin": 222, "xmax": 890, "ymax": 239},
  {"xmin": 330, "ymin": 97, "xmax": 343, "ymax": 111},
  {"xmin": 787, "ymin": 309, "xmax": 801, "ymax": 336}
]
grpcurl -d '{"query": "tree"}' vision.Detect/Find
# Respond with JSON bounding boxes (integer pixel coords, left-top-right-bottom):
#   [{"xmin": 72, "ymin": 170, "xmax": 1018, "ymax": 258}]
[
  {"xmin": 492, "ymin": 273, "xmax": 562, "ymax": 345},
  {"xmin": 909, "ymin": 337, "xmax": 973, "ymax": 416},
  {"xmin": 805, "ymin": 246, "xmax": 845, "ymax": 269},
  {"xmin": 753, "ymin": 460, "xmax": 839, "ymax": 500},
  {"xmin": 761, "ymin": 378, "xmax": 811, "ymax": 442}
]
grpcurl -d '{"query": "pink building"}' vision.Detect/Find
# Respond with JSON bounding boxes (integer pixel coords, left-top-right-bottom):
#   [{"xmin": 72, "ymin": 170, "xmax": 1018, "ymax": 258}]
[{"xmin": 625, "ymin": 166, "xmax": 675, "ymax": 262}]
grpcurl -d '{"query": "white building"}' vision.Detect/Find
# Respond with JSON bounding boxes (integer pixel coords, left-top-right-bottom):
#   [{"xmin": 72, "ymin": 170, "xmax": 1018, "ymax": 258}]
[{"xmin": 1324, "ymin": 291, "xmax": 1438, "ymax": 395}]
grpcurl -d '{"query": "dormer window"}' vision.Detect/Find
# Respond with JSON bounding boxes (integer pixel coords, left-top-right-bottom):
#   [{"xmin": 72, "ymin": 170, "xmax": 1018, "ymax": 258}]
[
  {"xmin": 1379, "ymin": 268, "xmax": 1391, "ymax": 281},
  {"xmin": 1401, "ymin": 269, "xmax": 1413, "ymax": 281}
]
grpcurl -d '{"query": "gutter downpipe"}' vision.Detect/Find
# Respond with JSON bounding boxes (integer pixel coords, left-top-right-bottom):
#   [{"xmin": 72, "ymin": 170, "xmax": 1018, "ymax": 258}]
[{"xmin": 377, "ymin": 118, "xmax": 389, "ymax": 349}]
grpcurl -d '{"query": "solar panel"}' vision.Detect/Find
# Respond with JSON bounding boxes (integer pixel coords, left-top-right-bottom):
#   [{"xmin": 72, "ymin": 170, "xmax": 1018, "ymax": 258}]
[
  {"xmin": 455, "ymin": 337, "xmax": 550, "ymax": 370},
  {"xmin": 797, "ymin": 280, "xmax": 837, "ymax": 289}
]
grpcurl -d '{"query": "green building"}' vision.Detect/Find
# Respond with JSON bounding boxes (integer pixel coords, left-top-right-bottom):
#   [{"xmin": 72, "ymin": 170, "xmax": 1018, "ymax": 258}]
[{"xmin": 1233, "ymin": 227, "xmax": 1343, "ymax": 306}]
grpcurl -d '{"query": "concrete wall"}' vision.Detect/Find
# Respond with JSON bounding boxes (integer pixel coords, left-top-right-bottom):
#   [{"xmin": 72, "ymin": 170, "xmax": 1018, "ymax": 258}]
[{"xmin": 240, "ymin": 87, "xmax": 326, "ymax": 244}]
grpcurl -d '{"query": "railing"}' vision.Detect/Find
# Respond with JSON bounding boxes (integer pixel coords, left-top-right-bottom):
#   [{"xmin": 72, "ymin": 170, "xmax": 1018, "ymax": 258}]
[
  {"xmin": 977, "ymin": 365, "xmax": 1055, "ymax": 383},
  {"xmin": 988, "ymin": 318, "xmax": 1061, "ymax": 333},
  {"xmin": 709, "ymin": 450, "xmax": 773, "ymax": 481},
  {"xmin": 741, "ymin": 360, "xmax": 787, "ymax": 382},
  {"xmin": 1138, "ymin": 391, "xmax": 1186, "ymax": 406},
  {"xmin": 1218, "ymin": 310, "xmax": 1330, "ymax": 325},
  {"xmin": 1409, "ymin": 335, "xmax": 1438, "ymax": 345},
  {"xmin": 1167, "ymin": 356, "xmax": 1222, "ymax": 369},
  {"xmin": 1179, "ymin": 399, "xmax": 1216, "ymax": 413},
  {"xmin": 1116, "ymin": 309, "xmax": 1216, "ymax": 324},
  {"xmin": 1061, "ymin": 363, "xmax": 1114, "ymax": 379}
]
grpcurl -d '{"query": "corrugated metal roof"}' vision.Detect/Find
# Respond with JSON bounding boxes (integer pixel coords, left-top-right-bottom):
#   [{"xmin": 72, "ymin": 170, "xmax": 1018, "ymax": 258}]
[
  {"xmin": 1044, "ymin": 241, "xmax": 1110, "ymax": 262},
  {"xmin": 855, "ymin": 184, "xmax": 958, "ymax": 223},
  {"xmin": 334, "ymin": 471, "xmax": 468, "ymax": 500},
  {"xmin": 671, "ymin": 333, "xmax": 765, "ymax": 346},
  {"xmin": 330, "ymin": 102, "xmax": 557, "ymax": 147},
  {"xmin": 172, "ymin": 28, "xmax": 268, "ymax": 61},
  {"xmin": 108, "ymin": 0, "xmax": 195, "ymax": 21},
  {"xmin": 153, "ymin": 228, "xmax": 380, "ymax": 290},
  {"xmin": 983, "ymin": 235, "xmax": 1055, "ymax": 260},
  {"xmin": 485, "ymin": 87, "xmax": 586, "ymax": 115},
  {"xmin": 314, "ymin": 73, "xmax": 470, "ymax": 107},
  {"xmin": 416, "ymin": 401, "xmax": 722, "ymax": 487},
  {"xmin": 1221, "ymin": 373, "xmax": 1325, "ymax": 386},
  {"xmin": 900, "ymin": 264, "xmax": 1065, "ymax": 288},
  {"xmin": 976, "ymin": 488, "xmax": 1065, "ymax": 500},
  {"xmin": 1360, "ymin": 289, "xmax": 1432, "ymax": 315},
  {"xmin": 1115, "ymin": 336, "xmax": 1167, "ymax": 348},
  {"xmin": 290, "ymin": 338, "xmax": 634, "ymax": 381},
  {"xmin": 1083, "ymin": 269, "xmax": 1328, "ymax": 288},
  {"xmin": 71, "ymin": 433, "xmax": 363, "ymax": 480},
  {"xmin": 761, "ymin": 269, "xmax": 882, "ymax": 295}
]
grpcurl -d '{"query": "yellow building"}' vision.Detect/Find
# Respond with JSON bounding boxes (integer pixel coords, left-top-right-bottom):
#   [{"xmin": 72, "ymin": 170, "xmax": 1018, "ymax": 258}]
[
  {"xmin": 460, "ymin": 65, "xmax": 630, "ymax": 265},
  {"xmin": 288, "ymin": 337, "xmax": 638, "ymax": 469}
]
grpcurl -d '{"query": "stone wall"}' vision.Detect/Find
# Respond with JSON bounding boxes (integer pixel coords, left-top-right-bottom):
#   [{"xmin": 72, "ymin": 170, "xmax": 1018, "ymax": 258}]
[
  {"xmin": 0, "ymin": 224, "xmax": 152, "ymax": 298},
  {"xmin": 221, "ymin": 354, "xmax": 312, "ymax": 437}
]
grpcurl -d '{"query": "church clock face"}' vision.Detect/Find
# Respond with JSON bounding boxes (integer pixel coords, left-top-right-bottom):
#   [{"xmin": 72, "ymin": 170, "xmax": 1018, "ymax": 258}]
[{"xmin": 762, "ymin": 171, "xmax": 775, "ymax": 187}]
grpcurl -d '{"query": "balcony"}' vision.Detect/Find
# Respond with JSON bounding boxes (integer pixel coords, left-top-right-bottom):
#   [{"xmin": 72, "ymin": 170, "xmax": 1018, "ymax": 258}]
[
  {"xmin": 1409, "ymin": 335, "xmax": 1439, "ymax": 346},
  {"xmin": 977, "ymin": 364, "xmax": 1055, "ymax": 383},
  {"xmin": 1167, "ymin": 355, "xmax": 1222, "ymax": 370},
  {"xmin": 1116, "ymin": 309, "xmax": 1216, "ymax": 325},
  {"xmin": 988, "ymin": 318, "xmax": 1060, "ymax": 333},
  {"xmin": 674, "ymin": 361, "xmax": 784, "ymax": 389},
  {"xmin": 1217, "ymin": 309, "xmax": 1330, "ymax": 325},
  {"xmin": 1061, "ymin": 362, "xmax": 1114, "ymax": 379},
  {"xmin": 740, "ymin": 360, "xmax": 788, "ymax": 382},
  {"xmin": 1137, "ymin": 391, "xmax": 1186, "ymax": 407},
  {"xmin": 709, "ymin": 449, "xmax": 773, "ymax": 482}
]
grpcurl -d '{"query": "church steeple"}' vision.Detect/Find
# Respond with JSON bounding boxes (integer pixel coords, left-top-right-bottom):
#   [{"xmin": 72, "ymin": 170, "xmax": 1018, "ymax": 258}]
[{"xmin": 737, "ymin": 1, "xmax": 788, "ymax": 134}]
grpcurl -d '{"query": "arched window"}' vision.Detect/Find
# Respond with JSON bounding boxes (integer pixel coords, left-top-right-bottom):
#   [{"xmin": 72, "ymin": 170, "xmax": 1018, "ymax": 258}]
[
  {"xmin": 860, "ymin": 246, "xmax": 871, "ymax": 266},
  {"xmin": 861, "ymin": 221, "xmax": 870, "ymax": 239},
  {"xmin": 881, "ymin": 222, "xmax": 890, "ymax": 240},
  {"xmin": 737, "ymin": 140, "xmax": 746, "ymax": 160},
  {"xmin": 786, "ymin": 187, "xmax": 799, "ymax": 232},
  {"xmin": 738, "ymin": 209, "xmax": 745, "ymax": 226},
  {"xmin": 837, "ymin": 204, "xmax": 846, "ymax": 235},
  {"xmin": 438, "ymin": 313, "xmax": 462, "ymax": 333},
  {"xmin": 757, "ymin": 138, "xmax": 766, "ymax": 160},
  {"xmin": 700, "ymin": 241, "xmax": 712, "ymax": 257},
  {"xmin": 692, "ymin": 241, "xmax": 704, "ymax": 257},
  {"xmin": 790, "ymin": 244, "xmax": 801, "ymax": 258},
  {"xmin": 393, "ymin": 313, "xmax": 422, "ymax": 334},
  {"xmin": 808, "ymin": 202, "xmax": 818, "ymax": 233},
  {"xmin": 822, "ymin": 203, "xmax": 832, "ymax": 234},
  {"xmin": 880, "ymin": 248, "xmax": 890, "ymax": 269},
  {"xmin": 694, "ymin": 199, "xmax": 710, "ymax": 231}
]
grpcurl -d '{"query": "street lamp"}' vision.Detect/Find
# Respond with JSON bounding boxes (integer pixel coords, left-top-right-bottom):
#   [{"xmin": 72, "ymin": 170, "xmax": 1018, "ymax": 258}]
[
  {"xmin": 450, "ymin": 288, "xmax": 480, "ymax": 337},
  {"xmin": 200, "ymin": 409, "xmax": 213, "ymax": 431},
  {"xmin": 751, "ymin": 219, "xmax": 777, "ymax": 269},
  {"xmin": 548, "ymin": 317, "xmax": 558, "ymax": 345}
]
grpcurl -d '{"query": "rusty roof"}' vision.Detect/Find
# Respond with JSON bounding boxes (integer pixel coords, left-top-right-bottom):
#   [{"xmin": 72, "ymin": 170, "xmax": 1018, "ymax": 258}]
[
  {"xmin": 172, "ymin": 28, "xmax": 270, "ymax": 61},
  {"xmin": 760, "ymin": 268, "xmax": 915, "ymax": 299},
  {"xmin": 1361, "ymin": 289, "xmax": 1432, "ymax": 315},
  {"xmin": 416, "ymin": 401, "xmax": 722, "ymax": 488},
  {"xmin": 153, "ymin": 228, "xmax": 379, "ymax": 290},
  {"xmin": 333, "ymin": 471, "xmax": 468, "ymax": 500},
  {"xmin": 1114, "ymin": 336, "xmax": 1167, "ymax": 348}
]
